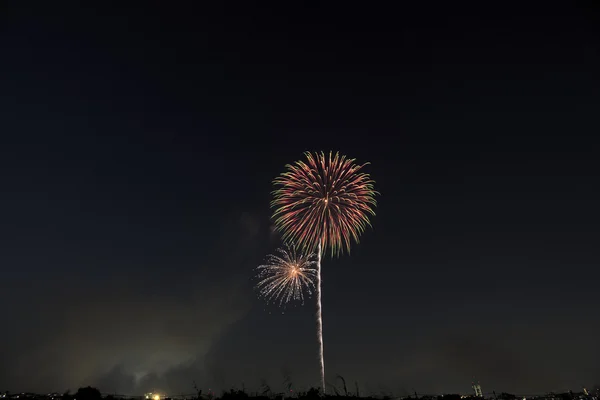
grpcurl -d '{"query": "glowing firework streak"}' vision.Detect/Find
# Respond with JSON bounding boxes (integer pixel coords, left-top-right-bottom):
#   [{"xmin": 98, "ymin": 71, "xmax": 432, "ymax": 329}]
[
  {"xmin": 255, "ymin": 246, "xmax": 318, "ymax": 306},
  {"xmin": 271, "ymin": 151, "xmax": 378, "ymax": 392},
  {"xmin": 316, "ymin": 239, "xmax": 324, "ymax": 393}
]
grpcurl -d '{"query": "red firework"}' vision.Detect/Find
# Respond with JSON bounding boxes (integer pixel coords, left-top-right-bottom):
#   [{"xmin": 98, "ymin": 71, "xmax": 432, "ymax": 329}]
[{"xmin": 271, "ymin": 151, "xmax": 378, "ymax": 256}]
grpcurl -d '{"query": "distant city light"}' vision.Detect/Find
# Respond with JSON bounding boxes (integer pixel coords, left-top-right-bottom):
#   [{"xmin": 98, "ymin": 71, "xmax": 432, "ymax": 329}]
[{"xmin": 144, "ymin": 392, "xmax": 162, "ymax": 400}]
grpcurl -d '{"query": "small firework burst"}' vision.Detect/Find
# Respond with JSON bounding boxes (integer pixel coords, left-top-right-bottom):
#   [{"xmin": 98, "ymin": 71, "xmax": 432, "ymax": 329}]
[
  {"xmin": 271, "ymin": 151, "xmax": 378, "ymax": 257},
  {"xmin": 255, "ymin": 245, "xmax": 318, "ymax": 306}
]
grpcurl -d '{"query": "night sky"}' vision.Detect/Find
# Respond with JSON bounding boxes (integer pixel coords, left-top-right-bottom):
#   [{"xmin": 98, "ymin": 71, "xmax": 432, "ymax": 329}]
[{"xmin": 2, "ymin": 2, "xmax": 600, "ymax": 396}]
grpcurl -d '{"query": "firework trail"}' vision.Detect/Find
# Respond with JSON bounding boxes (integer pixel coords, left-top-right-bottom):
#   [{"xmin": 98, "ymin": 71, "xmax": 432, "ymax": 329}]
[
  {"xmin": 315, "ymin": 239, "xmax": 324, "ymax": 392},
  {"xmin": 255, "ymin": 246, "xmax": 318, "ymax": 306},
  {"xmin": 271, "ymin": 151, "xmax": 378, "ymax": 392}
]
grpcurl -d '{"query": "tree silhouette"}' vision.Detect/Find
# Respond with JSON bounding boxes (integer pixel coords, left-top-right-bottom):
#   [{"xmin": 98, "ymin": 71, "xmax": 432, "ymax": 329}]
[{"xmin": 74, "ymin": 387, "xmax": 101, "ymax": 400}]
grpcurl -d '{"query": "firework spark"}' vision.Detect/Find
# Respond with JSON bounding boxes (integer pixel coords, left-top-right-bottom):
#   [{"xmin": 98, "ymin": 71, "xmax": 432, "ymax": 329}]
[
  {"xmin": 271, "ymin": 151, "xmax": 378, "ymax": 257},
  {"xmin": 255, "ymin": 246, "xmax": 318, "ymax": 306},
  {"xmin": 271, "ymin": 151, "xmax": 378, "ymax": 393}
]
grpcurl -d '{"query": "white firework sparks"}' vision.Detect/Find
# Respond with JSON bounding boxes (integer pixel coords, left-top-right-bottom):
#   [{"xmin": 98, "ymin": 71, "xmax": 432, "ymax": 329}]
[{"xmin": 255, "ymin": 246, "xmax": 318, "ymax": 306}]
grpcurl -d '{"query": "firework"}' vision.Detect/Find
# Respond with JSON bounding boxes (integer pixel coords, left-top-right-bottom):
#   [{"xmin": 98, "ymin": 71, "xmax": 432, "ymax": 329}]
[
  {"xmin": 271, "ymin": 151, "xmax": 378, "ymax": 393},
  {"xmin": 272, "ymin": 151, "xmax": 377, "ymax": 257},
  {"xmin": 255, "ymin": 246, "xmax": 318, "ymax": 306}
]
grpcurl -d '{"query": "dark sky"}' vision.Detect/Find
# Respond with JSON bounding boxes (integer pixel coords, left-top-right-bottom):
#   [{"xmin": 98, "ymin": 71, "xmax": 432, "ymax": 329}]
[{"xmin": 1, "ymin": 2, "xmax": 600, "ymax": 396}]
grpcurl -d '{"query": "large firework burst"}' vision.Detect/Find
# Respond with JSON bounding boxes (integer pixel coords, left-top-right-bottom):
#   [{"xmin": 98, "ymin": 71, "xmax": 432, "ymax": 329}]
[
  {"xmin": 270, "ymin": 151, "xmax": 378, "ymax": 393},
  {"xmin": 271, "ymin": 151, "xmax": 377, "ymax": 257},
  {"xmin": 255, "ymin": 246, "xmax": 318, "ymax": 306}
]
